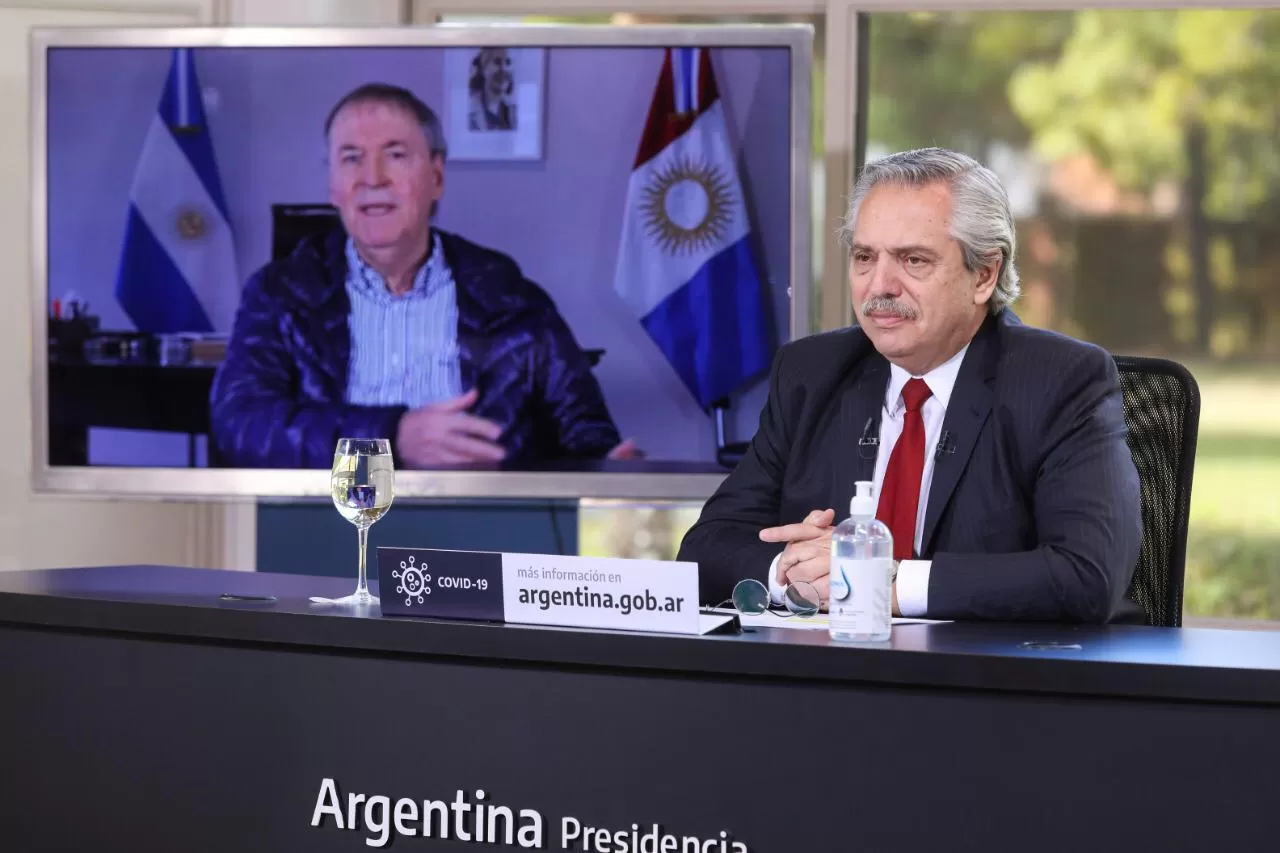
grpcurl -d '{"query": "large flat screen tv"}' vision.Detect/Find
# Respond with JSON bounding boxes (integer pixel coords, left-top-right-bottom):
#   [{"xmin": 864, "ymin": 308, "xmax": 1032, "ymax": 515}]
[{"xmin": 31, "ymin": 23, "xmax": 812, "ymax": 500}]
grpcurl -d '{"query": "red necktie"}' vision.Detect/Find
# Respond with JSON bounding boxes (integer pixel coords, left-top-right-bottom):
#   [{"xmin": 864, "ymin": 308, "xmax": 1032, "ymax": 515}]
[{"xmin": 877, "ymin": 378, "xmax": 933, "ymax": 561}]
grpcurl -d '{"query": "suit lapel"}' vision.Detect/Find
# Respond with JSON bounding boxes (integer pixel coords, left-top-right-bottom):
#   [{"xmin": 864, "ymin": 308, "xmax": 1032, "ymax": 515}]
[
  {"xmin": 919, "ymin": 314, "xmax": 1001, "ymax": 553},
  {"xmin": 835, "ymin": 353, "xmax": 889, "ymax": 514}
]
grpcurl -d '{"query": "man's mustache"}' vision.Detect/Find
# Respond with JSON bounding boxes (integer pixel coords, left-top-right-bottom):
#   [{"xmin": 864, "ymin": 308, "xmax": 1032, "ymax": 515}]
[{"xmin": 860, "ymin": 296, "xmax": 919, "ymax": 320}]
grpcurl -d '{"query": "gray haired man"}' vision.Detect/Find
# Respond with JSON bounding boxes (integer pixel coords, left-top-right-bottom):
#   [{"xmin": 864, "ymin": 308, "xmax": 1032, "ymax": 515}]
[{"xmin": 678, "ymin": 147, "xmax": 1142, "ymax": 623}]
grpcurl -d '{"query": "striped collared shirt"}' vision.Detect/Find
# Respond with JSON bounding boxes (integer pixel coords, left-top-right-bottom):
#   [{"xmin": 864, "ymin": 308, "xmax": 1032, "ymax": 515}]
[{"xmin": 343, "ymin": 233, "xmax": 462, "ymax": 408}]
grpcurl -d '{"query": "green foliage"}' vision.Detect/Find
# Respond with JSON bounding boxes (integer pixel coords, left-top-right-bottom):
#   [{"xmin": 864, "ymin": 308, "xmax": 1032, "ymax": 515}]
[
  {"xmin": 1161, "ymin": 363, "xmax": 1280, "ymax": 620},
  {"xmin": 1184, "ymin": 528, "xmax": 1280, "ymax": 620},
  {"xmin": 867, "ymin": 12, "xmax": 1074, "ymax": 155},
  {"xmin": 1008, "ymin": 9, "xmax": 1280, "ymax": 219},
  {"xmin": 870, "ymin": 10, "xmax": 1280, "ymax": 219}
]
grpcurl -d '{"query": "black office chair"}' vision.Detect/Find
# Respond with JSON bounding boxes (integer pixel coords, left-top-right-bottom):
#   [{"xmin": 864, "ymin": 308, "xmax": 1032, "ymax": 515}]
[
  {"xmin": 710, "ymin": 397, "xmax": 750, "ymax": 469},
  {"xmin": 271, "ymin": 203, "xmax": 342, "ymax": 260},
  {"xmin": 1114, "ymin": 355, "xmax": 1200, "ymax": 627}
]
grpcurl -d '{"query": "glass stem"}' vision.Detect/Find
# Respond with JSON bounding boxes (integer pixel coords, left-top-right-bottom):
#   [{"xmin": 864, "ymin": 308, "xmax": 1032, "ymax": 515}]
[{"xmin": 355, "ymin": 525, "xmax": 370, "ymax": 598}]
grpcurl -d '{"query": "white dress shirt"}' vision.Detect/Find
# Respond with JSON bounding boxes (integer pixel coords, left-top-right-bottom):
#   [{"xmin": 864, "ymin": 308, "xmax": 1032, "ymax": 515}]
[{"xmin": 768, "ymin": 344, "xmax": 970, "ymax": 618}]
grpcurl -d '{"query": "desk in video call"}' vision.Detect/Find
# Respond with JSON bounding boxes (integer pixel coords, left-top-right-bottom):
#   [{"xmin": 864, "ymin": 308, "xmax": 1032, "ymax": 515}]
[
  {"xmin": 44, "ymin": 347, "xmax": 616, "ymax": 469},
  {"xmin": 46, "ymin": 360, "xmax": 218, "ymax": 466},
  {"xmin": 0, "ymin": 564, "xmax": 1276, "ymax": 852},
  {"xmin": 42, "ymin": 349, "xmax": 733, "ymax": 473}
]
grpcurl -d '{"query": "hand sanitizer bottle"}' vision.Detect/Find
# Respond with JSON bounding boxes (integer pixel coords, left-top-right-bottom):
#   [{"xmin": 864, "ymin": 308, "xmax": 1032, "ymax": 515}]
[{"xmin": 829, "ymin": 481, "xmax": 894, "ymax": 642}]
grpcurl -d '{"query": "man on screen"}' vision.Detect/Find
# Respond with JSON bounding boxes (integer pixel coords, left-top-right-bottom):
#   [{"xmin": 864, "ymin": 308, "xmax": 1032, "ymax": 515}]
[
  {"xmin": 211, "ymin": 82, "xmax": 638, "ymax": 468},
  {"xmin": 677, "ymin": 148, "xmax": 1143, "ymax": 623}
]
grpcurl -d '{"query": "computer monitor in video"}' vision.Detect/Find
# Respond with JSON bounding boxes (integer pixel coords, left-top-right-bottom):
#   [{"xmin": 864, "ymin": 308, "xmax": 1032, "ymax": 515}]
[{"xmin": 32, "ymin": 24, "xmax": 812, "ymax": 500}]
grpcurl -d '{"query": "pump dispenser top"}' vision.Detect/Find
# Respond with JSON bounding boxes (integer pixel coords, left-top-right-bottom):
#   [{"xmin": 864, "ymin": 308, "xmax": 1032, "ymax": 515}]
[{"xmin": 850, "ymin": 480, "xmax": 877, "ymax": 519}]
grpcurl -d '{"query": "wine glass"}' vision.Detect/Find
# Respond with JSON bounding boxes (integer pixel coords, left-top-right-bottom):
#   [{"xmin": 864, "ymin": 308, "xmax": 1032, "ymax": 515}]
[{"xmin": 310, "ymin": 438, "xmax": 395, "ymax": 607}]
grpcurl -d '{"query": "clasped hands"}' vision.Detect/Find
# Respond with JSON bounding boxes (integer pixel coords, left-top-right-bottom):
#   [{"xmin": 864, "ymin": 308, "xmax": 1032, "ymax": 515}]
[
  {"xmin": 759, "ymin": 508, "xmax": 899, "ymax": 616},
  {"xmin": 759, "ymin": 508, "xmax": 837, "ymax": 605}
]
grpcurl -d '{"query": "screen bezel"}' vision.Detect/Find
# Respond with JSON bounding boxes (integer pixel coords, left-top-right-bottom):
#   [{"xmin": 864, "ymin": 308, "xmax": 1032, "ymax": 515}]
[{"xmin": 30, "ymin": 23, "xmax": 813, "ymax": 501}]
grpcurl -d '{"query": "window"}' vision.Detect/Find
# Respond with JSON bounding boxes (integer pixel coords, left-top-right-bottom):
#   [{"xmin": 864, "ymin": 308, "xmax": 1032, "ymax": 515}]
[{"xmin": 866, "ymin": 9, "xmax": 1280, "ymax": 623}]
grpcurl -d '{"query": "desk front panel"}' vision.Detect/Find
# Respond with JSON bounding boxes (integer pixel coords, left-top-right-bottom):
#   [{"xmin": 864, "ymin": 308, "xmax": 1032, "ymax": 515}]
[{"xmin": 0, "ymin": 624, "xmax": 1274, "ymax": 852}]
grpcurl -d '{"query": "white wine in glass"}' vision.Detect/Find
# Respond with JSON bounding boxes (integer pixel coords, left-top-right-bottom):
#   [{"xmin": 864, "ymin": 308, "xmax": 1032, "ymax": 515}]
[{"xmin": 320, "ymin": 437, "xmax": 395, "ymax": 607}]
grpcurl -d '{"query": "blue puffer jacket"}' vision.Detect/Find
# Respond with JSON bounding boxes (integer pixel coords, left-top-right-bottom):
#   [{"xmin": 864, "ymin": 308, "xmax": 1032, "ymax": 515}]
[{"xmin": 209, "ymin": 226, "xmax": 622, "ymax": 468}]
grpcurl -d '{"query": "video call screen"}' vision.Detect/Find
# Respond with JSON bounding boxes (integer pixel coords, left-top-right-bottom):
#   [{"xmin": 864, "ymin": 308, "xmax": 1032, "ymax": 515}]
[{"xmin": 43, "ymin": 42, "xmax": 797, "ymax": 472}]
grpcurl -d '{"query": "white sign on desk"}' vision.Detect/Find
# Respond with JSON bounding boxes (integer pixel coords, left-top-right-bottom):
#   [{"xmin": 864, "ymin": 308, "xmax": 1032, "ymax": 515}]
[{"xmin": 500, "ymin": 552, "xmax": 701, "ymax": 635}]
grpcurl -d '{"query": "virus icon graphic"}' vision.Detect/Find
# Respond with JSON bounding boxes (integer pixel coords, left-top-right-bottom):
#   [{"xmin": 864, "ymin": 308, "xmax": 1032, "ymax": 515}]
[{"xmin": 393, "ymin": 555, "xmax": 432, "ymax": 606}]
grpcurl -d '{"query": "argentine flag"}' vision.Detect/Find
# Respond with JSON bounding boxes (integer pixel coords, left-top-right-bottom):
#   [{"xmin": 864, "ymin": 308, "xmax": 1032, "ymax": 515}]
[
  {"xmin": 613, "ymin": 47, "xmax": 773, "ymax": 409},
  {"xmin": 114, "ymin": 48, "xmax": 238, "ymax": 334}
]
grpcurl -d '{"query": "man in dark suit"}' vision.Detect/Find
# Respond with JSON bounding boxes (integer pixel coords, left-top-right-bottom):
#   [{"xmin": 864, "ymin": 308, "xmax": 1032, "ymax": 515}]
[
  {"xmin": 678, "ymin": 148, "xmax": 1141, "ymax": 623},
  {"xmin": 210, "ymin": 82, "xmax": 638, "ymax": 469}
]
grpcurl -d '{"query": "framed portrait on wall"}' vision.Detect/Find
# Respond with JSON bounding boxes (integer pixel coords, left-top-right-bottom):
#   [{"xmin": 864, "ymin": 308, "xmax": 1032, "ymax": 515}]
[{"xmin": 442, "ymin": 46, "xmax": 545, "ymax": 161}]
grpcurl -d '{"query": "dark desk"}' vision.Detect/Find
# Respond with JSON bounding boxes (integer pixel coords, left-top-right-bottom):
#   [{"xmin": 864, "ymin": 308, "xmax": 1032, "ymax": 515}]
[
  {"xmin": 46, "ymin": 361, "xmax": 218, "ymax": 466},
  {"xmin": 43, "ymin": 346, "xmax": 609, "ymax": 469},
  {"xmin": 1, "ymin": 565, "xmax": 1277, "ymax": 852},
  {"xmin": 43, "ymin": 360, "xmax": 725, "ymax": 473}
]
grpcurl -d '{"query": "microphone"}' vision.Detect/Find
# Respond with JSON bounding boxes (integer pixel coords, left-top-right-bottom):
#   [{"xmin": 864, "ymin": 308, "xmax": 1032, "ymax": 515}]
[
  {"xmin": 935, "ymin": 430, "xmax": 956, "ymax": 459},
  {"xmin": 858, "ymin": 416, "xmax": 879, "ymax": 459}
]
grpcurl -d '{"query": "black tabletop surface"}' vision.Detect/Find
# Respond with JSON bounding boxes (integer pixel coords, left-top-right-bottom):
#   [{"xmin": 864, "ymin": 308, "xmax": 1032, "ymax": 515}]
[{"xmin": 2, "ymin": 564, "xmax": 1278, "ymax": 705}]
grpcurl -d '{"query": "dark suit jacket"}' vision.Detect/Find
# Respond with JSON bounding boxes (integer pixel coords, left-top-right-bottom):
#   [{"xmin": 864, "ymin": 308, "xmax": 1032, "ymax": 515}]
[
  {"xmin": 677, "ymin": 310, "xmax": 1143, "ymax": 623},
  {"xmin": 209, "ymin": 226, "xmax": 621, "ymax": 468}
]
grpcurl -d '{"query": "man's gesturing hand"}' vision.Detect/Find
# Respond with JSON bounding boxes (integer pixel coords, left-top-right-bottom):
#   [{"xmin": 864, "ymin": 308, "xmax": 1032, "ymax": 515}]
[
  {"xmin": 396, "ymin": 389, "xmax": 506, "ymax": 467},
  {"xmin": 759, "ymin": 508, "xmax": 836, "ymax": 602}
]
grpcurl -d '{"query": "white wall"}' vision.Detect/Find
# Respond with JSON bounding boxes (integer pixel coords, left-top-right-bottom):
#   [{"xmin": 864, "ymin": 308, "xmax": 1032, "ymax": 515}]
[
  {"xmin": 226, "ymin": 0, "xmax": 403, "ymax": 24},
  {"xmin": 2, "ymin": 0, "xmax": 404, "ymax": 573}
]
